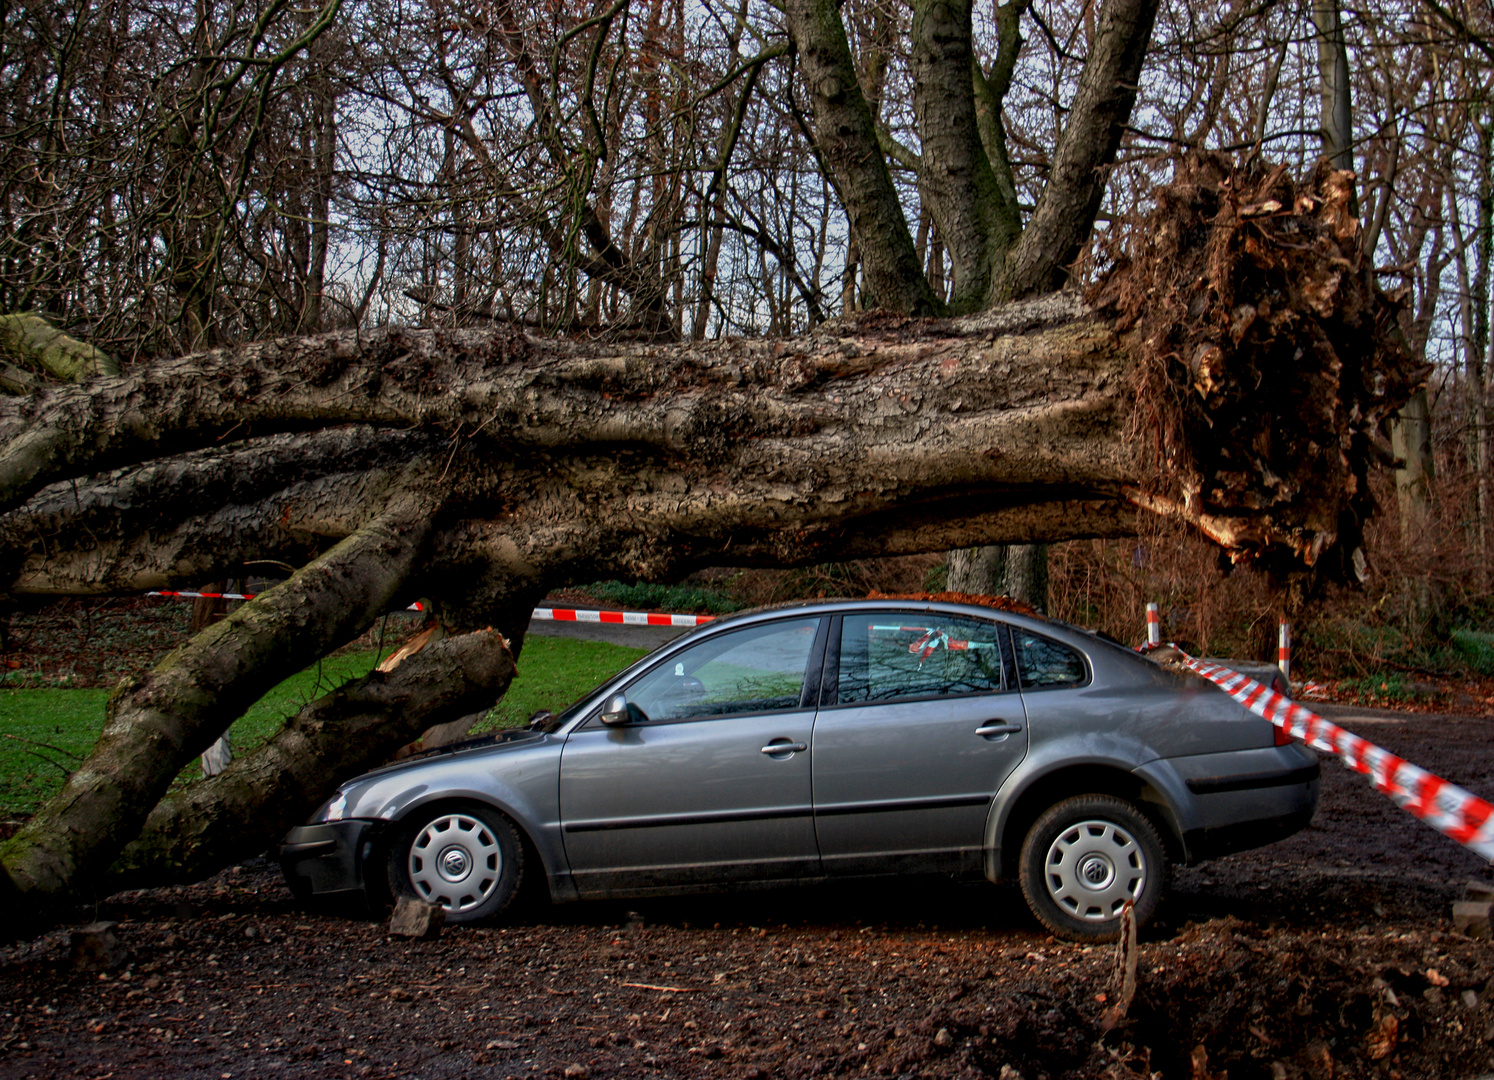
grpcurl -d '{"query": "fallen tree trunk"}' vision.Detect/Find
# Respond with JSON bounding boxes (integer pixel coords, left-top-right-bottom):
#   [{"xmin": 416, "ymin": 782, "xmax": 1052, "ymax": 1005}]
[
  {"xmin": 107, "ymin": 628, "xmax": 516, "ymax": 892},
  {"xmin": 0, "ymin": 159, "xmax": 1424, "ymax": 928},
  {"xmin": 0, "ymin": 487, "xmax": 441, "ymax": 922},
  {"xmin": 0, "ymin": 312, "xmax": 119, "ymax": 389}
]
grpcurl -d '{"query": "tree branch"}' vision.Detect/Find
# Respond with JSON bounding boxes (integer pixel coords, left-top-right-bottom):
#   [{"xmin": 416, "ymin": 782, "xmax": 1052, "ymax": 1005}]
[
  {"xmin": 0, "ymin": 483, "xmax": 441, "ymax": 920},
  {"xmin": 997, "ymin": 0, "xmax": 1161, "ymax": 300}
]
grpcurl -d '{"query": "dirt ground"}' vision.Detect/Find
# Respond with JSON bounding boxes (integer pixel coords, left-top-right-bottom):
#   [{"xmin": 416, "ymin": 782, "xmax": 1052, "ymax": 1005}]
[{"xmin": 4, "ymin": 600, "xmax": 1494, "ymax": 1079}]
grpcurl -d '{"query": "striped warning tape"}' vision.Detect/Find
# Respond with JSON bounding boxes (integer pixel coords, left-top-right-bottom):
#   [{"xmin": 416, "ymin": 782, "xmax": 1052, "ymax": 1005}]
[
  {"xmin": 147, "ymin": 593, "xmax": 715, "ymax": 627},
  {"xmin": 1149, "ymin": 643, "xmax": 1494, "ymax": 862},
  {"xmin": 149, "ymin": 590, "xmax": 257, "ymax": 601},
  {"xmin": 531, "ymin": 607, "xmax": 714, "ymax": 627}
]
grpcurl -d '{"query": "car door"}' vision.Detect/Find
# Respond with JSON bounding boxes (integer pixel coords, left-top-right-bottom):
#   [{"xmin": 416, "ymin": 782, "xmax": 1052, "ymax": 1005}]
[
  {"xmin": 559, "ymin": 615, "xmax": 827, "ymax": 896},
  {"xmin": 811, "ymin": 611, "xmax": 1029, "ymax": 876}
]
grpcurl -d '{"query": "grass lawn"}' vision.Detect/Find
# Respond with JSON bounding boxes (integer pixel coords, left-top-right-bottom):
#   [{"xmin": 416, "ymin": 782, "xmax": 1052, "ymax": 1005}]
[{"xmin": 0, "ymin": 636, "xmax": 647, "ymax": 820}]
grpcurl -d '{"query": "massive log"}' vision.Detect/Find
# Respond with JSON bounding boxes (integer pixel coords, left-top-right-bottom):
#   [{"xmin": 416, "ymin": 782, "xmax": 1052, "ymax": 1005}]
[
  {"xmin": 0, "ymin": 160, "xmax": 1423, "ymax": 927},
  {"xmin": 107, "ymin": 627, "xmax": 516, "ymax": 891}
]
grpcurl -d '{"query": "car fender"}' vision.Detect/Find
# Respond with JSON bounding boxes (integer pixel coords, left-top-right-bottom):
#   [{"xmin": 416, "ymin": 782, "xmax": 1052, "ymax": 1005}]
[
  {"xmin": 337, "ymin": 741, "xmax": 574, "ymax": 898},
  {"xmin": 981, "ymin": 736, "xmax": 1179, "ymax": 881}
]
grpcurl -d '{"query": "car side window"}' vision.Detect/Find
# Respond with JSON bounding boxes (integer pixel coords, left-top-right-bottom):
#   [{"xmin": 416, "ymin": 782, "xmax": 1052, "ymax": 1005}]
[
  {"xmin": 837, "ymin": 613, "xmax": 1004, "ymax": 704},
  {"xmin": 623, "ymin": 617, "xmax": 820, "ymax": 722},
  {"xmin": 1013, "ymin": 630, "xmax": 1087, "ymax": 689}
]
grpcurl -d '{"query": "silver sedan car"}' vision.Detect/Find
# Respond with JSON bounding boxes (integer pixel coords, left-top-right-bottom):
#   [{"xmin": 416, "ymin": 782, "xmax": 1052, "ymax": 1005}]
[{"xmin": 280, "ymin": 599, "xmax": 1319, "ymax": 941}]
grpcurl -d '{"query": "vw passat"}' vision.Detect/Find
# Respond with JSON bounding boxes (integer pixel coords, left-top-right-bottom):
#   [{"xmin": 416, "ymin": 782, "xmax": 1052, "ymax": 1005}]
[{"xmin": 280, "ymin": 598, "xmax": 1318, "ymax": 941}]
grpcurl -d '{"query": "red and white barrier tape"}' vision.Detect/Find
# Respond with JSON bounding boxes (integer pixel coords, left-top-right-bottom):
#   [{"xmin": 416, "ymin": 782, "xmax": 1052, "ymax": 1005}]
[
  {"xmin": 1151, "ymin": 643, "xmax": 1494, "ymax": 862},
  {"xmin": 531, "ymin": 607, "xmax": 714, "ymax": 628},
  {"xmin": 150, "ymin": 590, "xmax": 258, "ymax": 601},
  {"xmin": 148, "ymin": 592, "xmax": 715, "ymax": 627}
]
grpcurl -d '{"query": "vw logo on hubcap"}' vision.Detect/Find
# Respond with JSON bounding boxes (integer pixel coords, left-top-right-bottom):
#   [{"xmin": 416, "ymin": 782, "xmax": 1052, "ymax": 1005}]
[
  {"xmin": 439, "ymin": 847, "xmax": 470, "ymax": 880},
  {"xmin": 1080, "ymin": 855, "xmax": 1111, "ymax": 887}
]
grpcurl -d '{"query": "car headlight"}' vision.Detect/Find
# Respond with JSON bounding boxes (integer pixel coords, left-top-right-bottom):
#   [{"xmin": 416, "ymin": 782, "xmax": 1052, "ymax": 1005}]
[{"xmin": 319, "ymin": 791, "xmax": 350, "ymax": 823}]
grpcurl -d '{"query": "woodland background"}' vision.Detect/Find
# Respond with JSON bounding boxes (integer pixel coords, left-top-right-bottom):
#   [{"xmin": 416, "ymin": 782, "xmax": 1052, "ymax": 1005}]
[{"xmin": 3, "ymin": 0, "xmax": 1493, "ymax": 689}]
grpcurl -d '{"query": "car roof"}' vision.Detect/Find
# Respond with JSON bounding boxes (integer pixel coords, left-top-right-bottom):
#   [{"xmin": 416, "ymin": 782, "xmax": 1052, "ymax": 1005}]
[{"xmin": 701, "ymin": 595, "xmax": 1073, "ymax": 640}]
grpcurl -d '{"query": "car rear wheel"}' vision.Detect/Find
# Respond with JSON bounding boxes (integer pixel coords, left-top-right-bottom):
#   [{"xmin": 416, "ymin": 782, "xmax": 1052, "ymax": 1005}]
[
  {"xmin": 387, "ymin": 805, "xmax": 523, "ymax": 923},
  {"xmin": 1018, "ymin": 795, "xmax": 1169, "ymax": 942}
]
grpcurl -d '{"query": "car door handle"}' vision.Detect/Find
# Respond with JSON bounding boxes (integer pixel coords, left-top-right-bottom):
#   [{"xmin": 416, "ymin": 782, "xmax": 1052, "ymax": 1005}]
[
  {"xmin": 974, "ymin": 722, "xmax": 1022, "ymax": 737},
  {"xmin": 761, "ymin": 741, "xmax": 808, "ymax": 755}
]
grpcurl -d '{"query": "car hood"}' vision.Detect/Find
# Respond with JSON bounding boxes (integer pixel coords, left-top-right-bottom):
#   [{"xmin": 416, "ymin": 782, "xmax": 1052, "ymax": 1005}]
[
  {"xmin": 315, "ymin": 726, "xmax": 561, "ymax": 825},
  {"xmin": 357, "ymin": 726, "xmax": 544, "ymax": 776}
]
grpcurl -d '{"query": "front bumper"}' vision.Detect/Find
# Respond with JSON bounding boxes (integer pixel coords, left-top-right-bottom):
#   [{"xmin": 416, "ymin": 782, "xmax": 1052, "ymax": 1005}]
[{"xmin": 280, "ymin": 819, "xmax": 382, "ymax": 902}]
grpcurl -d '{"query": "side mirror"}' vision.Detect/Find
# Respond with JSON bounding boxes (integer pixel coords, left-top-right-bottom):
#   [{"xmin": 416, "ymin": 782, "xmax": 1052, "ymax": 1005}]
[{"xmin": 600, "ymin": 693, "xmax": 633, "ymax": 726}]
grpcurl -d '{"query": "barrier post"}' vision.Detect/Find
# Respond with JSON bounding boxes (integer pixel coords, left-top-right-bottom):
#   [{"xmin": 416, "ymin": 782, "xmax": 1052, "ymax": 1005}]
[
  {"xmin": 1145, "ymin": 602, "xmax": 1161, "ymax": 647},
  {"xmin": 1278, "ymin": 621, "xmax": 1292, "ymax": 684}
]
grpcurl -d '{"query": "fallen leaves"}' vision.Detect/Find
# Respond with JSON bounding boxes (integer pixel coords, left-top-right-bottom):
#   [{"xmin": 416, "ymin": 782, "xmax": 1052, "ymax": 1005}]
[{"xmin": 1365, "ymin": 1011, "xmax": 1399, "ymax": 1060}]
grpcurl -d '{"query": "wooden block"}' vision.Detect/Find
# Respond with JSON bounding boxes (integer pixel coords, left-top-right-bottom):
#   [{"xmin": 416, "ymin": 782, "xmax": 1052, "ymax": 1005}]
[
  {"xmin": 389, "ymin": 897, "xmax": 445, "ymax": 939},
  {"xmin": 70, "ymin": 921, "xmax": 124, "ymax": 971},
  {"xmin": 1452, "ymin": 899, "xmax": 1493, "ymax": 939}
]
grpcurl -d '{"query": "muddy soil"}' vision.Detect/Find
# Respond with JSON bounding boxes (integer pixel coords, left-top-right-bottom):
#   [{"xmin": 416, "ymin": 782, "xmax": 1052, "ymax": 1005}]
[{"xmin": 3, "ymin": 601, "xmax": 1494, "ymax": 1079}]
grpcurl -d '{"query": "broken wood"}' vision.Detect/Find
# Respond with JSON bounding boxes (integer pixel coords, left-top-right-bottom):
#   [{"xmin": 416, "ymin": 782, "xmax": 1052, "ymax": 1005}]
[{"xmin": 1098, "ymin": 899, "xmax": 1139, "ymax": 1032}]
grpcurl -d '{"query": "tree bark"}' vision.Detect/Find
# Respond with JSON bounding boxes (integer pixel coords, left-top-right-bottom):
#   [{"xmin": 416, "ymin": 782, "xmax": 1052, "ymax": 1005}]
[
  {"xmin": 910, "ymin": 0, "xmax": 1007, "ymax": 312},
  {"xmin": 1391, "ymin": 387, "xmax": 1436, "ymax": 627},
  {"xmin": 993, "ymin": 0, "xmax": 1160, "ymax": 302},
  {"xmin": 783, "ymin": 0, "xmax": 942, "ymax": 315},
  {"xmin": 947, "ymin": 545, "xmax": 1007, "ymax": 597},
  {"xmin": 0, "ymin": 313, "xmax": 118, "ymax": 386},
  {"xmin": 1, "ymin": 298, "xmax": 1145, "ymax": 592},
  {"xmin": 948, "ymin": 542, "xmax": 1048, "ymax": 610},
  {"xmin": 1313, "ymin": 0, "xmax": 1355, "ymax": 175}
]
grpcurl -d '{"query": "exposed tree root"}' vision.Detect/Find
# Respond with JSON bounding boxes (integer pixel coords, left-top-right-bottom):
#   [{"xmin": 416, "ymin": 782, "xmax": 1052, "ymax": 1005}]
[{"xmin": 1091, "ymin": 154, "xmax": 1427, "ymax": 573}]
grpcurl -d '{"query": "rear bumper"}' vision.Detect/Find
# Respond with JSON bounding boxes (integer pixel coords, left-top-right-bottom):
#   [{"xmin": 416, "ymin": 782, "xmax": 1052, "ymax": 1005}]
[
  {"xmin": 1136, "ymin": 745, "xmax": 1321, "ymax": 865},
  {"xmin": 1182, "ymin": 805, "xmax": 1317, "ymax": 863},
  {"xmin": 279, "ymin": 820, "xmax": 381, "ymax": 901}
]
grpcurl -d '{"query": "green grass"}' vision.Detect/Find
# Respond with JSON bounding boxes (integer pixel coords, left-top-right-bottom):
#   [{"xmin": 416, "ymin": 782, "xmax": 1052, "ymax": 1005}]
[
  {"xmin": 1336, "ymin": 671, "xmax": 1422, "ymax": 702},
  {"xmin": 0, "ymin": 637, "xmax": 647, "ymax": 819},
  {"xmin": 0, "ymin": 687, "xmax": 111, "ymax": 816},
  {"xmin": 477, "ymin": 636, "xmax": 649, "ymax": 731},
  {"xmin": 1450, "ymin": 629, "xmax": 1494, "ymax": 676}
]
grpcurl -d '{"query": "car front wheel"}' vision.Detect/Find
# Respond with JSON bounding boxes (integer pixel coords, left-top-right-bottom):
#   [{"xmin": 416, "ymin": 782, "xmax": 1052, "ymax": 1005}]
[
  {"xmin": 387, "ymin": 805, "xmax": 523, "ymax": 923},
  {"xmin": 1018, "ymin": 794, "xmax": 1169, "ymax": 942}
]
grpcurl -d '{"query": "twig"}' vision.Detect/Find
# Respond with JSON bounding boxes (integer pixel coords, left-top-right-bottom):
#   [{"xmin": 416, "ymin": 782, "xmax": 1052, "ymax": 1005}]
[
  {"xmin": 620, "ymin": 982, "xmax": 695, "ymax": 993},
  {"xmin": 1098, "ymin": 901, "xmax": 1138, "ymax": 1033},
  {"xmin": 1315, "ymin": 647, "xmax": 1449, "ymax": 679},
  {"xmin": 3, "ymin": 733, "xmax": 83, "ymax": 760}
]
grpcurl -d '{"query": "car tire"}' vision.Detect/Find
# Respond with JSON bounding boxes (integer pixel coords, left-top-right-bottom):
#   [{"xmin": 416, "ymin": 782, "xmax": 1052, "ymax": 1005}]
[
  {"xmin": 387, "ymin": 804, "xmax": 524, "ymax": 923},
  {"xmin": 1018, "ymin": 794, "xmax": 1169, "ymax": 943}
]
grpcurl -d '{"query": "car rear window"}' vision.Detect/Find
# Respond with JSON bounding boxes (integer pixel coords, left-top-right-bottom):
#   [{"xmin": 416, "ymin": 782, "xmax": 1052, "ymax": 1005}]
[
  {"xmin": 1013, "ymin": 630, "xmax": 1087, "ymax": 689},
  {"xmin": 837, "ymin": 613, "xmax": 1004, "ymax": 703}
]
